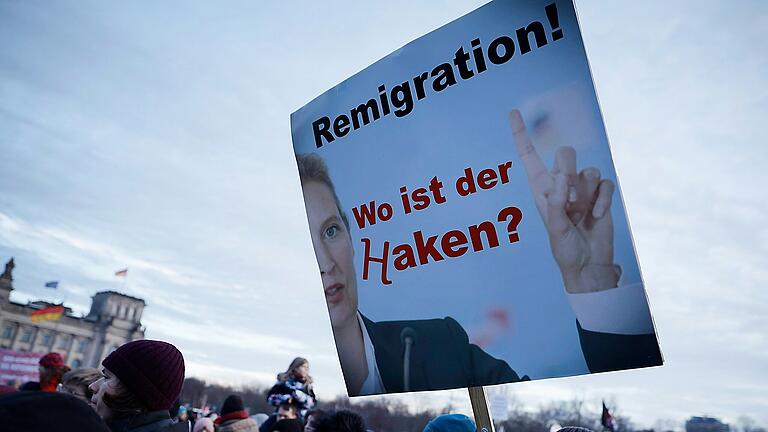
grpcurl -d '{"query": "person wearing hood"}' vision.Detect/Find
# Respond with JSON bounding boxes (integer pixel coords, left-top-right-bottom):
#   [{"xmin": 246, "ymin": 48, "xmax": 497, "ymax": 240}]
[
  {"xmin": 215, "ymin": 394, "xmax": 259, "ymax": 432},
  {"xmin": 88, "ymin": 339, "xmax": 189, "ymax": 432}
]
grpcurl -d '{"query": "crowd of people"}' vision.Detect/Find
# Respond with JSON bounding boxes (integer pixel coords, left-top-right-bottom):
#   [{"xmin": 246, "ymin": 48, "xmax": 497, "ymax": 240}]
[{"xmin": 0, "ymin": 339, "xmax": 597, "ymax": 432}]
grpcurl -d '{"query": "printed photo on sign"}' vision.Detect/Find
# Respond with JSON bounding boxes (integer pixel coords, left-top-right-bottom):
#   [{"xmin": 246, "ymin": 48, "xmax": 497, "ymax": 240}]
[{"xmin": 290, "ymin": 0, "xmax": 662, "ymax": 396}]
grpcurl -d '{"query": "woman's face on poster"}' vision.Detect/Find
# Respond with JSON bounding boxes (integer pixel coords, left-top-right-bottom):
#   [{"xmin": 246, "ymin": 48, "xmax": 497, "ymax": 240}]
[{"xmin": 303, "ymin": 181, "xmax": 358, "ymax": 329}]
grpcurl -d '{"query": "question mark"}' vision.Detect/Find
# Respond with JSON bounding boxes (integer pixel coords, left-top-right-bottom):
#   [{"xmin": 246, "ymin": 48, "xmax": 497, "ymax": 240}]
[{"xmin": 497, "ymin": 206, "xmax": 523, "ymax": 243}]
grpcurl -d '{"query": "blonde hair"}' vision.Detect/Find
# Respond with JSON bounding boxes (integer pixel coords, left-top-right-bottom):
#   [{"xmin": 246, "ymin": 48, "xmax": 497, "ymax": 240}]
[
  {"xmin": 277, "ymin": 357, "xmax": 313, "ymax": 389},
  {"xmin": 296, "ymin": 153, "xmax": 349, "ymax": 231},
  {"xmin": 62, "ymin": 368, "xmax": 101, "ymax": 399}
]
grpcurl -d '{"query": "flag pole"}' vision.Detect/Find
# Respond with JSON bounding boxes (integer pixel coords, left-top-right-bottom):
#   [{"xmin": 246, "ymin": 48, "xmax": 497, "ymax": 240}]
[
  {"xmin": 468, "ymin": 386, "xmax": 494, "ymax": 432},
  {"xmin": 114, "ymin": 268, "xmax": 129, "ymax": 292}
]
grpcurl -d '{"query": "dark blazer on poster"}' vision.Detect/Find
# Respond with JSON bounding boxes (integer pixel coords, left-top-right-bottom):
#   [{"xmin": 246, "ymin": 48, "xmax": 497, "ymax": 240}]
[{"xmin": 361, "ymin": 314, "xmax": 661, "ymax": 395}]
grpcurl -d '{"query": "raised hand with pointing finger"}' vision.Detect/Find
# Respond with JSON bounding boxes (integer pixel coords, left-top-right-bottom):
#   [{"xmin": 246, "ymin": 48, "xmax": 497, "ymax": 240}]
[{"xmin": 509, "ymin": 109, "xmax": 620, "ymax": 294}]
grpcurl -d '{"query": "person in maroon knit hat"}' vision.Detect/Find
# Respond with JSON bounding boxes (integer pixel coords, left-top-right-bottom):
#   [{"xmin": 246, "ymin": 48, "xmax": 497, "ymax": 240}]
[{"xmin": 89, "ymin": 339, "xmax": 189, "ymax": 432}]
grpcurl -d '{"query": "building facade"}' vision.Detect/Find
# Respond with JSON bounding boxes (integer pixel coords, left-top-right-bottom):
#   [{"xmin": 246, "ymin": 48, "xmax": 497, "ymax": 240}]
[
  {"xmin": 686, "ymin": 417, "xmax": 731, "ymax": 432},
  {"xmin": 0, "ymin": 258, "xmax": 145, "ymax": 368}
]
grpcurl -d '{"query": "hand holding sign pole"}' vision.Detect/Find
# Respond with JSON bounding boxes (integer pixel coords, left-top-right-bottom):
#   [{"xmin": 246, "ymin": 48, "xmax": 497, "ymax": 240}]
[{"xmin": 509, "ymin": 109, "xmax": 619, "ymax": 294}]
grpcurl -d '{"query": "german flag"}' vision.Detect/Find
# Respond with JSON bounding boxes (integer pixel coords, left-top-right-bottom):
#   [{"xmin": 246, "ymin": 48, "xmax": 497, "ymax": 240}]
[{"xmin": 30, "ymin": 306, "xmax": 65, "ymax": 323}]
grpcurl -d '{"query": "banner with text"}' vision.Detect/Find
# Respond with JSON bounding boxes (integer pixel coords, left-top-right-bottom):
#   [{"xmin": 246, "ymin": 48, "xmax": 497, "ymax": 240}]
[
  {"xmin": 0, "ymin": 349, "xmax": 42, "ymax": 386},
  {"xmin": 291, "ymin": 0, "xmax": 662, "ymax": 396}
]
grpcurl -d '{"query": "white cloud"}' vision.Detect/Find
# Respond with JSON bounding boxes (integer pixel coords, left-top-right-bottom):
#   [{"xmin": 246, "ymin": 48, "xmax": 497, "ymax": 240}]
[{"xmin": 1, "ymin": 0, "xmax": 766, "ymax": 427}]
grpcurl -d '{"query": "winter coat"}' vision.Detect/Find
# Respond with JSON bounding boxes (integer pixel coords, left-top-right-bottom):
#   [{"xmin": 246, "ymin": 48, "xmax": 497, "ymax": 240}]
[
  {"xmin": 266, "ymin": 378, "xmax": 315, "ymax": 418},
  {"xmin": 107, "ymin": 410, "xmax": 189, "ymax": 432},
  {"xmin": 217, "ymin": 417, "xmax": 260, "ymax": 432}
]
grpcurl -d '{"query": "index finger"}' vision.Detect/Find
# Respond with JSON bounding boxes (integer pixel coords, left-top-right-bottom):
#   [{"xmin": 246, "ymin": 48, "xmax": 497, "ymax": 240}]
[{"xmin": 509, "ymin": 110, "xmax": 549, "ymax": 194}]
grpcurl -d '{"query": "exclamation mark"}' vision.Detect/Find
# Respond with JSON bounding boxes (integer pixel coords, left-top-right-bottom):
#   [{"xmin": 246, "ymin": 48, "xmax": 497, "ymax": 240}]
[{"xmin": 545, "ymin": 3, "xmax": 564, "ymax": 41}]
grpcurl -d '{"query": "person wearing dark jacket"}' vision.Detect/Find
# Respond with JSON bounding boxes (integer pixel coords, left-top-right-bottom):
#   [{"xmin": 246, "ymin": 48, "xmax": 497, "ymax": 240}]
[{"xmin": 88, "ymin": 339, "xmax": 188, "ymax": 432}]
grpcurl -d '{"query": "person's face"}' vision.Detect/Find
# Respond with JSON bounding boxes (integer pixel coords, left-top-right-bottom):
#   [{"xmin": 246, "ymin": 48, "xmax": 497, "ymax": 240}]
[
  {"xmin": 294, "ymin": 362, "xmax": 310, "ymax": 379},
  {"xmin": 303, "ymin": 181, "xmax": 358, "ymax": 329},
  {"xmin": 277, "ymin": 406, "xmax": 297, "ymax": 421},
  {"xmin": 88, "ymin": 368, "xmax": 120, "ymax": 420}
]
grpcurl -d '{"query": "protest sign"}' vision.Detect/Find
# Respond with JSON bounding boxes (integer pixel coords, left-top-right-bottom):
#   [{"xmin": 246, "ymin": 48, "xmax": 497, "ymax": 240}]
[
  {"xmin": 291, "ymin": 0, "xmax": 662, "ymax": 396},
  {"xmin": 0, "ymin": 348, "xmax": 41, "ymax": 386}
]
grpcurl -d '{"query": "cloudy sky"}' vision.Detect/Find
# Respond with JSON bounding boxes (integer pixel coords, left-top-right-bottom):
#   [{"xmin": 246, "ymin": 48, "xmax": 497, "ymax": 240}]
[{"xmin": 1, "ymin": 0, "xmax": 766, "ymax": 428}]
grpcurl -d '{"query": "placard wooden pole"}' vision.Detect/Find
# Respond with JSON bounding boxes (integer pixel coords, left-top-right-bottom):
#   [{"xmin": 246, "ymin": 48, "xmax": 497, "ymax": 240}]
[{"xmin": 468, "ymin": 386, "xmax": 494, "ymax": 432}]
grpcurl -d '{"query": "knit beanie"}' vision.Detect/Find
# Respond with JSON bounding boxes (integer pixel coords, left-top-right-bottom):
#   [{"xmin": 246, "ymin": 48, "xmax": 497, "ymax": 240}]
[
  {"xmin": 39, "ymin": 352, "xmax": 65, "ymax": 368},
  {"xmin": 423, "ymin": 414, "xmax": 476, "ymax": 432},
  {"xmin": 220, "ymin": 394, "xmax": 245, "ymax": 416},
  {"xmin": 102, "ymin": 339, "xmax": 185, "ymax": 411}
]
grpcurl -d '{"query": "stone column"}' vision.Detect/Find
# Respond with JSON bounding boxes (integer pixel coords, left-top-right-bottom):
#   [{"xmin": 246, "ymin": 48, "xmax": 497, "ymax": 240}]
[
  {"xmin": 65, "ymin": 334, "xmax": 76, "ymax": 364},
  {"xmin": 8, "ymin": 321, "xmax": 21, "ymax": 350},
  {"xmin": 49, "ymin": 332, "xmax": 58, "ymax": 354},
  {"xmin": 29, "ymin": 327, "xmax": 40, "ymax": 352}
]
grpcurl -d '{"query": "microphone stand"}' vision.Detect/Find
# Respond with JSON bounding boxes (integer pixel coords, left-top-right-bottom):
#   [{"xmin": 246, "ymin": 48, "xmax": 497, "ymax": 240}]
[
  {"xmin": 403, "ymin": 336, "xmax": 413, "ymax": 392},
  {"xmin": 398, "ymin": 326, "xmax": 494, "ymax": 430},
  {"xmin": 400, "ymin": 327, "xmax": 416, "ymax": 392}
]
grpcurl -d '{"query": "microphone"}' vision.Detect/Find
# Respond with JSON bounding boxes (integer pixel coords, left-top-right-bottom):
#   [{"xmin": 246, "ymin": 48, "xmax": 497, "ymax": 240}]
[{"xmin": 400, "ymin": 327, "xmax": 417, "ymax": 392}]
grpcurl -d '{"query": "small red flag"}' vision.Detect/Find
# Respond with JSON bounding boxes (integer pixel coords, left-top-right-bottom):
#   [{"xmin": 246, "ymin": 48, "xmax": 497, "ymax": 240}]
[{"xmin": 114, "ymin": 268, "xmax": 128, "ymax": 277}]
